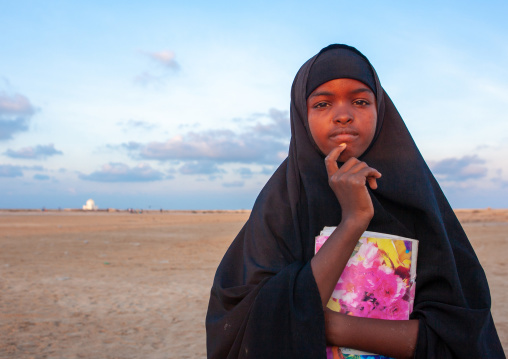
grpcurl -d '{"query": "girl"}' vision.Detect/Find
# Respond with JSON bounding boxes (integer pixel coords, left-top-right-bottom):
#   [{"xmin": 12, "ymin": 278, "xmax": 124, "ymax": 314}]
[{"xmin": 206, "ymin": 44, "xmax": 504, "ymax": 358}]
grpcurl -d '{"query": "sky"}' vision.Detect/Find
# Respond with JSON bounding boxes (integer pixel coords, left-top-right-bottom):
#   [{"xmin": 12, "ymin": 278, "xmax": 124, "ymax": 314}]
[{"xmin": 1, "ymin": 0, "xmax": 508, "ymax": 210}]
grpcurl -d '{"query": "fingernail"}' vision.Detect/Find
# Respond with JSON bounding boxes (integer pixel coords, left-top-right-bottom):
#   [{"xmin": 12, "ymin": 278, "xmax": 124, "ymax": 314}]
[{"xmin": 339, "ymin": 143, "xmax": 346, "ymax": 147}]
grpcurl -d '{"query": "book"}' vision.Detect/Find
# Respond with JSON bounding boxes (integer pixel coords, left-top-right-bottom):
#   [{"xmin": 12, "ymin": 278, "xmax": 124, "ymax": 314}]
[{"xmin": 315, "ymin": 227, "xmax": 418, "ymax": 359}]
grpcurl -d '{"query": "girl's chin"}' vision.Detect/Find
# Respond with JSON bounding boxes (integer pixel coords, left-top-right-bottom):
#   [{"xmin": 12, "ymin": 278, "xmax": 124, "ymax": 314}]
[
  {"xmin": 338, "ymin": 149, "xmax": 354, "ymax": 162},
  {"xmin": 338, "ymin": 154, "xmax": 352, "ymax": 163}
]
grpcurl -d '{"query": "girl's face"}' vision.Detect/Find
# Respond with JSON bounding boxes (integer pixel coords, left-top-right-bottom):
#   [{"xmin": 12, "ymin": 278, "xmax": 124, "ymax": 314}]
[{"xmin": 307, "ymin": 78, "xmax": 377, "ymax": 162}]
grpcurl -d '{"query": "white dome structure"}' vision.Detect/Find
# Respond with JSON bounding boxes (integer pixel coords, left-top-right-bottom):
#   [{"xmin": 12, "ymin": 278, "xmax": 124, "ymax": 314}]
[{"xmin": 83, "ymin": 199, "xmax": 98, "ymax": 210}]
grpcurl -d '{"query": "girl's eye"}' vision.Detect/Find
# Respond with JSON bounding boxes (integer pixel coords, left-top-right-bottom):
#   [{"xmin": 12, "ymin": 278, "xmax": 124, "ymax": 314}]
[
  {"xmin": 313, "ymin": 102, "xmax": 330, "ymax": 109},
  {"xmin": 353, "ymin": 100, "xmax": 369, "ymax": 106}
]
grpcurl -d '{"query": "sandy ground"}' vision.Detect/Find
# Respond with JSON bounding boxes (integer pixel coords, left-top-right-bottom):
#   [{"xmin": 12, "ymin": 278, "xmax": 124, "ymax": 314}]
[{"xmin": 0, "ymin": 209, "xmax": 506, "ymax": 358}]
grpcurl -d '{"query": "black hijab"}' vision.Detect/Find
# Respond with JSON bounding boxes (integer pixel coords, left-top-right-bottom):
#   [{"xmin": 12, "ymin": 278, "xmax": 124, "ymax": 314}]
[{"xmin": 206, "ymin": 44, "xmax": 504, "ymax": 358}]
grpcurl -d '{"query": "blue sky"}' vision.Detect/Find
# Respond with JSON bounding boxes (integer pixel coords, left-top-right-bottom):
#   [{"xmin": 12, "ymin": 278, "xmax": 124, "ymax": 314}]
[{"xmin": 1, "ymin": 1, "xmax": 507, "ymax": 209}]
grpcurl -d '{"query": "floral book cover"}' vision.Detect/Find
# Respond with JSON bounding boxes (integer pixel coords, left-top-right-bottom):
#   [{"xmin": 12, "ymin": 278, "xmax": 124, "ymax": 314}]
[{"xmin": 315, "ymin": 227, "xmax": 419, "ymax": 359}]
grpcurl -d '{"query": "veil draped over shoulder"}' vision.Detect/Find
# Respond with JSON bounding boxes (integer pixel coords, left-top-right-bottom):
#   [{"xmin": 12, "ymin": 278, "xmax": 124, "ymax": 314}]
[{"xmin": 205, "ymin": 44, "xmax": 504, "ymax": 358}]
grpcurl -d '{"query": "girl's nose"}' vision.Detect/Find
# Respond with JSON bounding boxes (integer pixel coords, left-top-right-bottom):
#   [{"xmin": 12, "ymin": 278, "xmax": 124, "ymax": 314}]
[{"xmin": 333, "ymin": 106, "xmax": 353, "ymax": 124}]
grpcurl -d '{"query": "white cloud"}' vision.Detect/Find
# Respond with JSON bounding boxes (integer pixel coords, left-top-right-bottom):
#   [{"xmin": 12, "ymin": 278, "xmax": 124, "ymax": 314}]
[
  {"xmin": 33, "ymin": 174, "xmax": 50, "ymax": 180},
  {"xmin": 236, "ymin": 167, "xmax": 253, "ymax": 179},
  {"xmin": 178, "ymin": 161, "xmax": 225, "ymax": 175},
  {"xmin": 0, "ymin": 93, "xmax": 35, "ymax": 116},
  {"xmin": 4, "ymin": 144, "xmax": 63, "ymax": 159},
  {"xmin": 146, "ymin": 50, "xmax": 179, "ymax": 70},
  {"xmin": 117, "ymin": 119, "xmax": 157, "ymax": 132},
  {"xmin": 0, "ymin": 164, "xmax": 23, "ymax": 177},
  {"xmin": 79, "ymin": 163, "xmax": 167, "ymax": 182},
  {"xmin": 430, "ymin": 155, "xmax": 488, "ymax": 181},
  {"xmin": 0, "ymin": 92, "xmax": 37, "ymax": 140},
  {"xmin": 0, "ymin": 164, "xmax": 43, "ymax": 177},
  {"xmin": 121, "ymin": 108, "xmax": 290, "ymax": 165},
  {"xmin": 134, "ymin": 50, "xmax": 180, "ymax": 87},
  {"xmin": 222, "ymin": 181, "xmax": 244, "ymax": 188}
]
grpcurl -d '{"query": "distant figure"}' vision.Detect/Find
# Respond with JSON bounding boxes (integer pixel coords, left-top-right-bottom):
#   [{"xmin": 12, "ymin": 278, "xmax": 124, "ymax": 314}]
[{"xmin": 82, "ymin": 199, "xmax": 98, "ymax": 211}]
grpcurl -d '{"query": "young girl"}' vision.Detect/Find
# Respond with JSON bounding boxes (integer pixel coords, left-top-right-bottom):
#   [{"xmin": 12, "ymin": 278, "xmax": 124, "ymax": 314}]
[{"xmin": 206, "ymin": 44, "xmax": 504, "ymax": 358}]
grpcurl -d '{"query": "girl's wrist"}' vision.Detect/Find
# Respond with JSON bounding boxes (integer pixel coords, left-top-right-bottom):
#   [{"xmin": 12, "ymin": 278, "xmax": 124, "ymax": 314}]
[
  {"xmin": 339, "ymin": 214, "xmax": 371, "ymax": 233},
  {"xmin": 324, "ymin": 309, "xmax": 339, "ymax": 344},
  {"xmin": 324, "ymin": 311, "xmax": 352, "ymax": 346}
]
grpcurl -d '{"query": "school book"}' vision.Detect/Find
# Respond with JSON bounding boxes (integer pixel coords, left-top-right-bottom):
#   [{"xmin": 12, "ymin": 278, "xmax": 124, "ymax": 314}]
[{"xmin": 315, "ymin": 227, "xmax": 419, "ymax": 359}]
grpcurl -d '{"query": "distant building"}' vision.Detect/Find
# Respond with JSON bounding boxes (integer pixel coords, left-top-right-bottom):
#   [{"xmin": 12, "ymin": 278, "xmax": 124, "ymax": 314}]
[{"xmin": 83, "ymin": 199, "xmax": 98, "ymax": 210}]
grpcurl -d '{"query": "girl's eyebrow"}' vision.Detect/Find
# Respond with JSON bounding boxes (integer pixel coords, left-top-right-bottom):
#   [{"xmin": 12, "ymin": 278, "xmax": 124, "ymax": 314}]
[
  {"xmin": 308, "ymin": 91, "xmax": 334, "ymax": 99},
  {"xmin": 351, "ymin": 87, "xmax": 374, "ymax": 95}
]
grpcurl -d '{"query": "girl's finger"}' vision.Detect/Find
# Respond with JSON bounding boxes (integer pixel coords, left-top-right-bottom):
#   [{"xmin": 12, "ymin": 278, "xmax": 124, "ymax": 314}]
[
  {"xmin": 346, "ymin": 160, "xmax": 369, "ymax": 174},
  {"xmin": 367, "ymin": 176, "xmax": 379, "ymax": 189},
  {"xmin": 338, "ymin": 156, "xmax": 363, "ymax": 173},
  {"xmin": 356, "ymin": 166, "xmax": 382, "ymax": 180},
  {"xmin": 324, "ymin": 144, "xmax": 347, "ymax": 177},
  {"xmin": 356, "ymin": 167, "xmax": 382, "ymax": 189}
]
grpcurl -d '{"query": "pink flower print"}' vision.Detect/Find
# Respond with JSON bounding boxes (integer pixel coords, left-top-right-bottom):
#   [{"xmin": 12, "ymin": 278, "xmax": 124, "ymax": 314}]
[
  {"xmin": 366, "ymin": 305, "xmax": 387, "ymax": 319},
  {"xmin": 336, "ymin": 262, "xmax": 378, "ymax": 313},
  {"xmin": 394, "ymin": 265, "xmax": 410, "ymax": 281},
  {"xmin": 372, "ymin": 267, "xmax": 406, "ymax": 308},
  {"xmin": 315, "ymin": 236, "xmax": 327, "ymax": 252},
  {"xmin": 349, "ymin": 299, "xmax": 376, "ymax": 317},
  {"xmin": 386, "ymin": 297, "xmax": 410, "ymax": 320},
  {"xmin": 336, "ymin": 278, "xmax": 360, "ymax": 308},
  {"xmin": 358, "ymin": 266, "xmax": 380, "ymax": 291},
  {"xmin": 352, "ymin": 240, "xmax": 381, "ymax": 269},
  {"xmin": 408, "ymin": 281, "xmax": 416, "ymax": 313}
]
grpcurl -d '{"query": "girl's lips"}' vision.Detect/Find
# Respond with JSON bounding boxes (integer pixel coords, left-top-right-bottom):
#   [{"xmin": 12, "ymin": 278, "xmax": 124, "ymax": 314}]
[{"xmin": 329, "ymin": 133, "xmax": 358, "ymax": 142}]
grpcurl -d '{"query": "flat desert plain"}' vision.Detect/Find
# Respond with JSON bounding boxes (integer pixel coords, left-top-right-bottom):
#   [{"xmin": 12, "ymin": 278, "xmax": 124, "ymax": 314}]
[{"xmin": 0, "ymin": 209, "xmax": 506, "ymax": 358}]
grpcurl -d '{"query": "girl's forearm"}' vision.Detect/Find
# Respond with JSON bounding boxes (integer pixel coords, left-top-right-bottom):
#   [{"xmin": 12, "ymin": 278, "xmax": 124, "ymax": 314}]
[
  {"xmin": 325, "ymin": 310, "xmax": 419, "ymax": 359},
  {"xmin": 310, "ymin": 217, "xmax": 369, "ymax": 307},
  {"xmin": 311, "ymin": 218, "xmax": 418, "ymax": 359}
]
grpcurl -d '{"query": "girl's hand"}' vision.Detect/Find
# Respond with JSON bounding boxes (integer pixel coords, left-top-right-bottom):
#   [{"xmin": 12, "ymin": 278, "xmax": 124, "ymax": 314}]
[
  {"xmin": 312, "ymin": 145, "xmax": 382, "ymax": 308},
  {"xmin": 325, "ymin": 144, "xmax": 381, "ymax": 224}
]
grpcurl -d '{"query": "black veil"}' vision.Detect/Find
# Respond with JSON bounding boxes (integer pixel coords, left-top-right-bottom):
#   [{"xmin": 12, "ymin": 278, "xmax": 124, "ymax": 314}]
[{"xmin": 206, "ymin": 44, "xmax": 504, "ymax": 358}]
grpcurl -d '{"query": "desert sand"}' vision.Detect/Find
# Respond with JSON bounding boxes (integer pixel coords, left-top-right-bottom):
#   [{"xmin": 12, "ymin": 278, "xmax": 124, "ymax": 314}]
[{"xmin": 0, "ymin": 209, "xmax": 506, "ymax": 358}]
